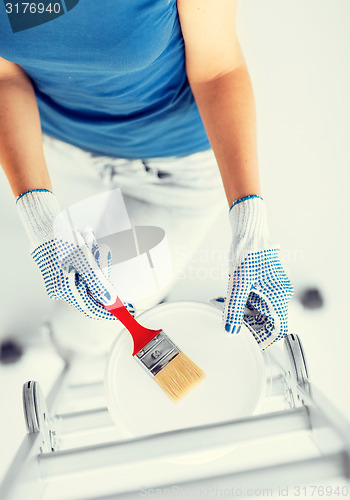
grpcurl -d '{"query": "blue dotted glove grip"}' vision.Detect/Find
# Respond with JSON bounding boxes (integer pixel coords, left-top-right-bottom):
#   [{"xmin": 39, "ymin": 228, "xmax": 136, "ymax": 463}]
[
  {"xmin": 224, "ymin": 248, "xmax": 294, "ymax": 349},
  {"xmin": 32, "ymin": 239, "xmax": 134, "ymax": 320}
]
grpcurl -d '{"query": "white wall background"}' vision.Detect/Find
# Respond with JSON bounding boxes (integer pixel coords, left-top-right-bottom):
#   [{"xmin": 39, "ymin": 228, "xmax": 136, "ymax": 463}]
[
  {"xmin": 170, "ymin": 0, "xmax": 350, "ymax": 418},
  {"xmin": 238, "ymin": 0, "xmax": 350, "ymax": 418}
]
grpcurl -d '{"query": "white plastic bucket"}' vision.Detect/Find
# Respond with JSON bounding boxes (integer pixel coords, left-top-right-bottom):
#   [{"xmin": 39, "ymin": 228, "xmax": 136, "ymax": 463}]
[{"xmin": 104, "ymin": 301, "xmax": 267, "ymax": 463}]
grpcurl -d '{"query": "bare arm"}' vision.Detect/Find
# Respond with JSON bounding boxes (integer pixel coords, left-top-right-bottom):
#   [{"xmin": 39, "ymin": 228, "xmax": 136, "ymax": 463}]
[
  {"xmin": 0, "ymin": 57, "xmax": 52, "ymax": 197},
  {"xmin": 177, "ymin": 0, "xmax": 260, "ymax": 206}
]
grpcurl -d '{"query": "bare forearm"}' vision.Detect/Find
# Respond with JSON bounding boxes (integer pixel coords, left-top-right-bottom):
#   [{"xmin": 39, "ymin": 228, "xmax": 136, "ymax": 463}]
[
  {"xmin": 189, "ymin": 63, "xmax": 261, "ymax": 206},
  {"xmin": 0, "ymin": 71, "xmax": 52, "ymax": 197}
]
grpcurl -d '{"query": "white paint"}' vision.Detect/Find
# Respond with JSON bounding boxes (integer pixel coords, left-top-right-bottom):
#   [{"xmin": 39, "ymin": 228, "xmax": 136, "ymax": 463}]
[{"xmin": 104, "ymin": 302, "xmax": 266, "ymax": 440}]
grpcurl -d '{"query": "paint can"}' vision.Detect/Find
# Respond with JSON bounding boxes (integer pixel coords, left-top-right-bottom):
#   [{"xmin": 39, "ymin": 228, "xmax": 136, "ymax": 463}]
[{"xmin": 104, "ymin": 301, "xmax": 268, "ymax": 463}]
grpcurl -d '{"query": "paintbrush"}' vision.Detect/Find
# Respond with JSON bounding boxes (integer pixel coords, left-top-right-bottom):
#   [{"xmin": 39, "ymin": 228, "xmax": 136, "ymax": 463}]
[{"xmin": 104, "ymin": 297, "xmax": 205, "ymax": 402}]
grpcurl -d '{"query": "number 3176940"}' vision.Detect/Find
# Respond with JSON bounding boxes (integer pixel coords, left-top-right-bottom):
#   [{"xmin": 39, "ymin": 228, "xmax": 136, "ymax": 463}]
[{"xmin": 5, "ymin": 3, "xmax": 62, "ymax": 14}]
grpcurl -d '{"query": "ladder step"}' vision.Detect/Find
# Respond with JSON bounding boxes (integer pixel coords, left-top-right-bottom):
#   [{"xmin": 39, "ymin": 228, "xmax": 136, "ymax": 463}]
[
  {"xmin": 56, "ymin": 408, "xmax": 113, "ymax": 434},
  {"xmin": 39, "ymin": 406, "xmax": 310, "ymax": 478},
  {"xmin": 75, "ymin": 453, "xmax": 346, "ymax": 500},
  {"xmin": 179, "ymin": 452, "xmax": 347, "ymax": 499}
]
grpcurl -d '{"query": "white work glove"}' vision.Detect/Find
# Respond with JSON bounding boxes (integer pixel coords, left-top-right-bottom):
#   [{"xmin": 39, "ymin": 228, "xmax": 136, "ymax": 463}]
[
  {"xmin": 16, "ymin": 189, "xmax": 134, "ymax": 320},
  {"xmin": 222, "ymin": 195, "xmax": 294, "ymax": 350}
]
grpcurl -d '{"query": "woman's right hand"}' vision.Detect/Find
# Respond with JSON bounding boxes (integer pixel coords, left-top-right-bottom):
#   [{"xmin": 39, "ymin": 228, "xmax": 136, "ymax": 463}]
[{"xmin": 16, "ymin": 189, "xmax": 134, "ymax": 320}]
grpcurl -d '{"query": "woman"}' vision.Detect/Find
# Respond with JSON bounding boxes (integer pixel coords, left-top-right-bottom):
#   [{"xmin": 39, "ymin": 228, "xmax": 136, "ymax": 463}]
[{"xmin": 0, "ymin": 0, "xmax": 293, "ymax": 349}]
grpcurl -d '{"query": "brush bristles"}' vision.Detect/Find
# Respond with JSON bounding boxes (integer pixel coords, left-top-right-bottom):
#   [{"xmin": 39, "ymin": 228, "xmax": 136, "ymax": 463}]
[{"xmin": 154, "ymin": 352, "xmax": 205, "ymax": 402}]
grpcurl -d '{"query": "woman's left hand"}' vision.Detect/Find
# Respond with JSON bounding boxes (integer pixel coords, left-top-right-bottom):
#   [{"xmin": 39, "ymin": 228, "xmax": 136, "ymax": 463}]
[{"xmin": 223, "ymin": 195, "xmax": 294, "ymax": 350}]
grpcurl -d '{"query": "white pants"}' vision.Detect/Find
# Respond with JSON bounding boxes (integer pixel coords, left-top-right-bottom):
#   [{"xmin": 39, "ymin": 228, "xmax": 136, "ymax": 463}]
[{"xmin": 43, "ymin": 135, "xmax": 227, "ymax": 298}]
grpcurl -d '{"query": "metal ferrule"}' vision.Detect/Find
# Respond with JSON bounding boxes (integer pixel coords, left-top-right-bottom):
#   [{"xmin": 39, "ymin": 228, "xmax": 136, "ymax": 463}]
[{"xmin": 135, "ymin": 331, "xmax": 180, "ymax": 376}]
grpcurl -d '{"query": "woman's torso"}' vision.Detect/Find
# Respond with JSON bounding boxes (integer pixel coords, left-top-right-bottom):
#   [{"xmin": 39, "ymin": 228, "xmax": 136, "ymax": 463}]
[{"xmin": 0, "ymin": 0, "xmax": 210, "ymax": 158}]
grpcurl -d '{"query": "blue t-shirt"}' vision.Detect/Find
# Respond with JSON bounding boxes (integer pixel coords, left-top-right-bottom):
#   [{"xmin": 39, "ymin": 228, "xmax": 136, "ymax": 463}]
[{"xmin": 0, "ymin": 0, "xmax": 211, "ymax": 158}]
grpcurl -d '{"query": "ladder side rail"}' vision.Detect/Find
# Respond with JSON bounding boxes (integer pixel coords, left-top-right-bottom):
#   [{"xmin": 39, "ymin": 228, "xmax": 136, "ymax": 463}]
[
  {"xmin": 297, "ymin": 382, "xmax": 350, "ymax": 475},
  {"xmin": 0, "ymin": 433, "xmax": 43, "ymax": 500},
  {"xmin": 0, "ymin": 365, "xmax": 70, "ymax": 500},
  {"xmin": 285, "ymin": 334, "xmax": 350, "ymax": 473}
]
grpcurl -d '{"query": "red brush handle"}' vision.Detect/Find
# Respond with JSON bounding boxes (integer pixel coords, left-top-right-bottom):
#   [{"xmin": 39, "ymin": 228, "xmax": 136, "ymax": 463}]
[{"xmin": 105, "ymin": 297, "xmax": 162, "ymax": 356}]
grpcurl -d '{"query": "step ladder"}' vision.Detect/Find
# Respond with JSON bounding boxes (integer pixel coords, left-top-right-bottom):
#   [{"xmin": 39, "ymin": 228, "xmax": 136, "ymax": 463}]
[{"xmin": 1, "ymin": 332, "xmax": 349, "ymax": 500}]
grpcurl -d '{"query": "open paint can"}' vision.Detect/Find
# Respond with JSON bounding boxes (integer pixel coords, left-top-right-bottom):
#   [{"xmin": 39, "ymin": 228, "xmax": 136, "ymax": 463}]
[{"xmin": 104, "ymin": 301, "xmax": 268, "ymax": 463}]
